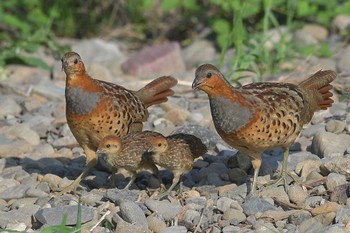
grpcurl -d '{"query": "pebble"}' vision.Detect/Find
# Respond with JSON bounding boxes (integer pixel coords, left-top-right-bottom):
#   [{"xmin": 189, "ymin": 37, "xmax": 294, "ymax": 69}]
[
  {"xmin": 326, "ymin": 173, "xmax": 347, "ymax": 191},
  {"xmin": 242, "ymin": 196, "xmax": 277, "ymax": 216},
  {"xmin": 34, "ymin": 205, "xmax": 94, "ymax": 226},
  {"xmin": 288, "ymin": 184, "xmax": 308, "ymax": 205},
  {"xmin": 160, "ymin": 226, "xmax": 187, "ymax": 233},
  {"xmin": 0, "ymin": 96, "xmax": 22, "ymax": 118},
  {"xmin": 147, "ymin": 215, "xmax": 167, "ymax": 233},
  {"xmin": 120, "ymin": 201, "xmax": 148, "ymax": 228},
  {"xmin": 310, "ymin": 132, "xmax": 350, "ymax": 158},
  {"xmin": 326, "ymin": 120, "xmax": 346, "ymax": 133},
  {"xmin": 144, "ymin": 199, "xmax": 182, "ymax": 221}
]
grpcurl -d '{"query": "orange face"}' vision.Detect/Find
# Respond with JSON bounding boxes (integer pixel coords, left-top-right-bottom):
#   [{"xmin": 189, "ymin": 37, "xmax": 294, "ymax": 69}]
[
  {"xmin": 96, "ymin": 135, "xmax": 122, "ymax": 156},
  {"xmin": 61, "ymin": 52, "xmax": 85, "ymax": 76},
  {"xmin": 149, "ymin": 136, "xmax": 168, "ymax": 153},
  {"xmin": 192, "ymin": 64, "xmax": 227, "ymax": 96}
]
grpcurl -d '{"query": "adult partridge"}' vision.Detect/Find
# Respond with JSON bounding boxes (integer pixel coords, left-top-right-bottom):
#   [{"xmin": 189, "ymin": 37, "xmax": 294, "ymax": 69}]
[
  {"xmin": 192, "ymin": 64, "xmax": 336, "ymax": 193},
  {"xmin": 96, "ymin": 131, "xmax": 163, "ymax": 189},
  {"xmin": 60, "ymin": 51, "xmax": 177, "ymax": 195},
  {"xmin": 148, "ymin": 133, "xmax": 207, "ymax": 195}
]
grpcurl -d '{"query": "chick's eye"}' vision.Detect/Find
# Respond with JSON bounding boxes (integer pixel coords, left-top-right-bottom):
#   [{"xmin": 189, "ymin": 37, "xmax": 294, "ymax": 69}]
[
  {"xmin": 206, "ymin": 72, "xmax": 212, "ymax": 78},
  {"xmin": 106, "ymin": 144, "xmax": 110, "ymax": 148},
  {"xmin": 157, "ymin": 143, "xmax": 162, "ymax": 147},
  {"xmin": 73, "ymin": 58, "xmax": 78, "ymax": 64}
]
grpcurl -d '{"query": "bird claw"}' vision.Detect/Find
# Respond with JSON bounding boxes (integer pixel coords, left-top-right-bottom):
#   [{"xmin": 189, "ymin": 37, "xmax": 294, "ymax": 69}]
[{"xmin": 261, "ymin": 173, "xmax": 291, "ymax": 192}]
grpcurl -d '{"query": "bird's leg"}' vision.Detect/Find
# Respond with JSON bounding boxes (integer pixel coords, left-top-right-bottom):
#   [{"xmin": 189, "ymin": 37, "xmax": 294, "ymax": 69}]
[
  {"xmin": 250, "ymin": 158, "xmax": 262, "ymax": 194},
  {"xmin": 123, "ymin": 173, "xmax": 136, "ymax": 190},
  {"xmin": 54, "ymin": 148, "xmax": 97, "ymax": 198},
  {"xmin": 263, "ymin": 147, "xmax": 290, "ymax": 191},
  {"xmin": 110, "ymin": 168, "xmax": 117, "ymax": 188},
  {"xmin": 156, "ymin": 173, "xmax": 181, "ymax": 199}
]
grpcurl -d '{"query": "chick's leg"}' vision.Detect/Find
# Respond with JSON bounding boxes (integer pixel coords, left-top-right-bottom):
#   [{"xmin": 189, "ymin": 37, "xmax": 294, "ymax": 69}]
[
  {"xmin": 123, "ymin": 172, "xmax": 137, "ymax": 190},
  {"xmin": 156, "ymin": 172, "xmax": 181, "ymax": 199},
  {"xmin": 54, "ymin": 147, "xmax": 97, "ymax": 198}
]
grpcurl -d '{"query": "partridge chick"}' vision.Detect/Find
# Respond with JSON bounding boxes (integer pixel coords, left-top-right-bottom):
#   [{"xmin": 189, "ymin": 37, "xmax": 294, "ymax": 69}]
[
  {"xmin": 60, "ymin": 52, "xmax": 177, "ymax": 195},
  {"xmin": 192, "ymin": 64, "xmax": 336, "ymax": 193},
  {"xmin": 97, "ymin": 131, "xmax": 163, "ymax": 189},
  {"xmin": 149, "ymin": 133, "xmax": 207, "ymax": 194}
]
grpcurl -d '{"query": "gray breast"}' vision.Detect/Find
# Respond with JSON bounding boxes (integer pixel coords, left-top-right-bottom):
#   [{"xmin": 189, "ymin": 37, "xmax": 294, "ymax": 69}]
[
  {"xmin": 66, "ymin": 87, "xmax": 101, "ymax": 115},
  {"xmin": 210, "ymin": 96, "xmax": 252, "ymax": 133}
]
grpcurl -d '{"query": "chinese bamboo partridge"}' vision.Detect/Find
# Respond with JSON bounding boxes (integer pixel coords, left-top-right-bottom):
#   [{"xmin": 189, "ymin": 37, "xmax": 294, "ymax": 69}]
[
  {"xmin": 148, "ymin": 133, "xmax": 207, "ymax": 195},
  {"xmin": 192, "ymin": 64, "xmax": 336, "ymax": 193},
  {"xmin": 96, "ymin": 131, "xmax": 163, "ymax": 189},
  {"xmin": 59, "ymin": 51, "xmax": 177, "ymax": 195}
]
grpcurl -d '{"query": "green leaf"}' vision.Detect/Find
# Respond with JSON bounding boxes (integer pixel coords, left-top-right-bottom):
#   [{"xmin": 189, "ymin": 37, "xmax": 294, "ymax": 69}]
[
  {"xmin": 212, "ymin": 19, "xmax": 231, "ymax": 34},
  {"xmin": 161, "ymin": 0, "xmax": 181, "ymax": 12}
]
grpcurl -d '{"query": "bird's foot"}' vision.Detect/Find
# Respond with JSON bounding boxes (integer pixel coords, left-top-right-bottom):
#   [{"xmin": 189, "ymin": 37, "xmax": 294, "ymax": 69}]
[
  {"xmin": 262, "ymin": 173, "xmax": 290, "ymax": 192},
  {"xmin": 53, "ymin": 179, "xmax": 85, "ymax": 199}
]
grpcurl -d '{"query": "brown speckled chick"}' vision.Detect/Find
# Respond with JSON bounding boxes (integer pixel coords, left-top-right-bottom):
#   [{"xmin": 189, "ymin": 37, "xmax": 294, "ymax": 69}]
[
  {"xmin": 96, "ymin": 131, "xmax": 163, "ymax": 189},
  {"xmin": 60, "ymin": 51, "xmax": 177, "ymax": 195},
  {"xmin": 192, "ymin": 64, "xmax": 336, "ymax": 193},
  {"xmin": 149, "ymin": 133, "xmax": 207, "ymax": 194}
]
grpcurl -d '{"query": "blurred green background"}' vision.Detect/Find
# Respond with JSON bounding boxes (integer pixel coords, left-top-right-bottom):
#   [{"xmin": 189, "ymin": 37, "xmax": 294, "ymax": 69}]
[{"xmin": 0, "ymin": 0, "xmax": 349, "ymax": 76}]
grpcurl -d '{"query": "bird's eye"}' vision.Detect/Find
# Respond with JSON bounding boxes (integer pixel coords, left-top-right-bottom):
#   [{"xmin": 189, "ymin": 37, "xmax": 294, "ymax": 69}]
[
  {"xmin": 73, "ymin": 58, "xmax": 78, "ymax": 64},
  {"xmin": 106, "ymin": 144, "xmax": 110, "ymax": 148},
  {"xmin": 158, "ymin": 143, "xmax": 162, "ymax": 147},
  {"xmin": 206, "ymin": 72, "xmax": 212, "ymax": 78}
]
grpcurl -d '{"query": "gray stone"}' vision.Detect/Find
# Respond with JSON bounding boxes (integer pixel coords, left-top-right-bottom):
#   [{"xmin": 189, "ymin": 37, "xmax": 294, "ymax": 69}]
[
  {"xmin": 183, "ymin": 209, "xmax": 200, "ymax": 224},
  {"xmin": 72, "ymin": 38, "xmax": 124, "ymax": 64},
  {"xmin": 260, "ymin": 186, "xmax": 290, "ymax": 203},
  {"xmin": 0, "ymin": 184, "xmax": 30, "ymax": 201},
  {"xmin": 326, "ymin": 173, "xmax": 347, "ymax": 191},
  {"xmin": 144, "ymin": 199, "xmax": 182, "ymax": 221},
  {"xmin": 0, "ymin": 123, "xmax": 40, "ymax": 146},
  {"xmin": 160, "ymin": 226, "xmax": 187, "ymax": 233},
  {"xmin": 301, "ymin": 124, "xmax": 326, "ymax": 138},
  {"xmin": 0, "ymin": 204, "xmax": 40, "ymax": 228},
  {"xmin": 288, "ymin": 184, "xmax": 308, "ymax": 204},
  {"xmin": 34, "ymin": 205, "xmax": 94, "ymax": 226},
  {"xmin": 321, "ymin": 224, "xmax": 349, "ymax": 233},
  {"xmin": 0, "ymin": 96, "xmax": 21, "ymax": 118},
  {"xmin": 26, "ymin": 188, "xmax": 49, "ymax": 198},
  {"xmin": 197, "ymin": 162, "xmax": 229, "ymax": 180},
  {"xmin": 217, "ymin": 197, "xmax": 237, "ymax": 213},
  {"xmin": 0, "ymin": 178, "xmax": 19, "ymax": 193},
  {"xmin": 227, "ymin": 151, "xmax": 251, "ymax": 172},
  {"xmin": 335, "ymin": 205, "xmax": 350, "ymax": 224},
  {"xmin": 182, "ymin": 40, "xmax": 216, "ymax": 69},
  {"xmin": 321, "ymin": 157, "xmax": 350, "ymax": 177},
  {"xmin": 113, "ymin": 214, "xmax": 147, "ymax": 233},
  {"xmin": 207, "ymin": 172, "xmax": 229, "ymax": 186},
  {"xmin": 310, "ymin": 132, "xmax": 350, "ymax": 158},
  {"xmin": 222, "ymin": 208, "xmax": 246, "ymax": 224},
  {"xmin": 242, "ymin": 196, "xmax": 277, "ymax": 215},
  {"xmin": 20, "ymin": 114, "xmax": 55, "ymax": 137},
  {"xmin": 106, "ymin": 189, "xmax": 139, "ymax": 205},
  {"xmin": 228, "ymin": 168, "xmax": 248, "ymax": 185},
  {"xmin": 33, "ymin": 82, "xmax": 64, "ymax": 100},
  {"xmin": 255, "ymin": 222, "xmax": 279, "ymax": 233},
  {"xmin": 192, "ymin": 159, "xmax": 209, "ymax": 169},
  {"xmin": 288, "ymin": 211, "xmax": 312, "ymax": 225},
  {"xmin": 222, "ymin": 225, "xmax": 242, "ymax": 233},
  {"xmin": 120, "ymin": 201, "xmax": 148, "ymax": 228},
  {"xmin": 326, "ymin": 120, "xmax": 346, "ymax": 134},
  {"xmin": 121, "ymin": 42, "xmax": 185, "ymax": 78}
]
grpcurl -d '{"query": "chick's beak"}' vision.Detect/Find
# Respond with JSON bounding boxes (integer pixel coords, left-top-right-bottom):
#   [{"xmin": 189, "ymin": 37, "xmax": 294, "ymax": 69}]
[
  {"xmin": 147, "ymin": 148, "xmax": 154, "ymax": 153},
  {"xmin": 96, "ymin": 149, "xmax": 103, "ymax": 156}
]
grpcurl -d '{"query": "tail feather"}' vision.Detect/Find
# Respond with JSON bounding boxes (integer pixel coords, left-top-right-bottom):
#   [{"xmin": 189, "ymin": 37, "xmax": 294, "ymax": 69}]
[
  {"xmin": 136, "ymin": 76, "xmax": 178, "ymax": 107},
  {"xmin": 298, "ymin": 70, "xmax": 337, "ymax": 110}
]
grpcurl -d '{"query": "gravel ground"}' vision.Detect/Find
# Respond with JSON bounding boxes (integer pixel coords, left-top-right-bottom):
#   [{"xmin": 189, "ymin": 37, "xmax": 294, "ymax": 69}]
[{"xmin": 0, "ymin": 18, "xmax": 350, "ymax": 233}]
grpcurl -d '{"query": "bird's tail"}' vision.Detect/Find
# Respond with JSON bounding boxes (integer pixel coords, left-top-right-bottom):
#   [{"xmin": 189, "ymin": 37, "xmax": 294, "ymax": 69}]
[
  {"xmin": 298, "ymin": 70, "xmax": 337, "ymax": 110},
  {"xmin": 135, "ymin": 76, "xmax": 178, "ymax": 107}
]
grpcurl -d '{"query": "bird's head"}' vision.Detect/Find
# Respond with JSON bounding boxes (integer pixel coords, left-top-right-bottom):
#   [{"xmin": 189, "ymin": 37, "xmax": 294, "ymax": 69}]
[
  {"xmin": 148, "ymin": 135, "xmax": 168, "ymax": 154},
  {"xmin": 96, "ymin": 135, "xmax": 122, "ymax": 160},
  {"xmin": 192, "ymin": 64, "xmax": 225, "ymax": 95},
  {"xmin": 61, "ymin": 52, "xmax": 85, "ymax": 76}
]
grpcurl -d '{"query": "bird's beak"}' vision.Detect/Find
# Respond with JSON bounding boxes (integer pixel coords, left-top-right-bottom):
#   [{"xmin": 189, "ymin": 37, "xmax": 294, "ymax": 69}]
[
  {"xmin": 147, "ymin": 148, "xmax": 154, "ymax": 153},
  {"xmin": 61, "ymin": 61, "xmax": 68, "ymax": 71},
  {"xmin": 192, "ymin": 77, "xmax": 203, "ymax": 90},
  {"xmin": 96, "ymin": 149, "xmax": 103, "ymax": 156}
]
